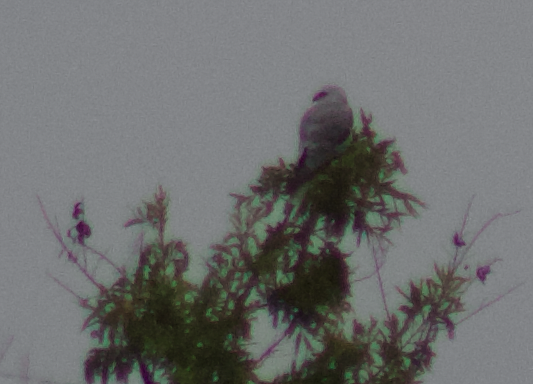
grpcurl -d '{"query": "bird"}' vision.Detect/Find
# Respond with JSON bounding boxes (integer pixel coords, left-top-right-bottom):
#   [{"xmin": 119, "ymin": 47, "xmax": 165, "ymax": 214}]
[{"xmin": 287, "ymin": 85, "xmax": 354, "ymax": 194}]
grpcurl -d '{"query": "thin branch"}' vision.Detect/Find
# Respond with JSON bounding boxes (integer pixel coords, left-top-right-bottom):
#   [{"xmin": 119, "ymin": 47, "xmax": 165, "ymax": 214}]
[
  {"xmin": 38, "ymin": 195, "xmax": 107, "ymax": 293},
  {"xmin": 456, "ymin": 209, "xmax": 521, "ymax": 267},
  {"xmin": 46, "ymin": 270, "xmax": 89, "ymax": 304},
  {"xmin": 457, "ymin": 281, "xmax": 526, "ymax": 325},
  {"xmin": 373, "ymin": 238, "xmax": 391, "ymax": 321},
  {"xmin": 84, "ymin": 243, "xmax": 125, "ymax": 276},
  {"xmin": 255, "ymin": 322, "xmax": 296, "ymax": 365},
  {"xmin": 452, "ymin": 194, "xmax": 476, "ymax": 266}
]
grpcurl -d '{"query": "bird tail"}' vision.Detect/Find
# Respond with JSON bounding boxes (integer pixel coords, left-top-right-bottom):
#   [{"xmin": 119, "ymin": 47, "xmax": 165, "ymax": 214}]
[{"xmin": 286, "ymin": 149, "xmax": 313, "ymax": 195}]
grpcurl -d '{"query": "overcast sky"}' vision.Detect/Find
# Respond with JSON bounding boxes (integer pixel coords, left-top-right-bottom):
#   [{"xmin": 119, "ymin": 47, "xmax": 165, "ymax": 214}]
[{"xmin": 0, "ymin": 1, "xmax": 532, "ymax": 383}]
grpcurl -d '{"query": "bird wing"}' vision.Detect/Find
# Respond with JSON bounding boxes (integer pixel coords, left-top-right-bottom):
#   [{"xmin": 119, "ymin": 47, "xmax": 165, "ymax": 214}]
[{"xmin": 298, "ymin": 103, "xmax": 353, "ymax": 170}]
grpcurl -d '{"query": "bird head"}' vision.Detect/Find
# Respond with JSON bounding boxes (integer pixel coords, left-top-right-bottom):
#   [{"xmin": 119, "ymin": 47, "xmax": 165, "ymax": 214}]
[{"xmin": 312, "ymin": 85, "xmax": 349, "ymax": 105}]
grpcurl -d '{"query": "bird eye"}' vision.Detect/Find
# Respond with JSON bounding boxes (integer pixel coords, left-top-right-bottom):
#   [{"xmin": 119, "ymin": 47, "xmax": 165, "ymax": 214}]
[{"xmin": 312, "ymin": 91, "xmax": 328, "ymax": 102}]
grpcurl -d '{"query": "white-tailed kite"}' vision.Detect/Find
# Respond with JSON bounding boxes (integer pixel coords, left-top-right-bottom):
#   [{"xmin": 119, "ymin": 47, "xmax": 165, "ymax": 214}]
[{"xmin": 287, "ymin": 85, "xmax": 354, "ymax": 194}]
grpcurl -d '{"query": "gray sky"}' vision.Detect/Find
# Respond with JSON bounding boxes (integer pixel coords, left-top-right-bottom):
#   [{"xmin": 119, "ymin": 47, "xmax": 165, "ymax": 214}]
[{"xmin": 0, "ymin": 1, "xmax": 532, "ymax": 383}]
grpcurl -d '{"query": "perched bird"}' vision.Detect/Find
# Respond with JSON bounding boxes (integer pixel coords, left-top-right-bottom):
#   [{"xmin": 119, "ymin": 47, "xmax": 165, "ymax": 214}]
[{"xmin": 287, "ymin": 85, "xmax": 354, "ymax": 194}]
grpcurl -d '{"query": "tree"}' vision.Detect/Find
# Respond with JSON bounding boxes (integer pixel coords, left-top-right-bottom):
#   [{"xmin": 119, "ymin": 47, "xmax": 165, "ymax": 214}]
[{"xmin": 39, "ymin": 109, "xmax": 522, "ymax": 384}]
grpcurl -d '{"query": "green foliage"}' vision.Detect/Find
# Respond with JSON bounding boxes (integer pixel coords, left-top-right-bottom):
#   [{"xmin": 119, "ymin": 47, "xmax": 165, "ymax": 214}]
[
  {"xmin": 79, "ymin": 110, "xmax": 430, "ymax": 384},
  {"xmin": 40, "ymin": 109, "xmax": 521, "ymax": 384}
]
